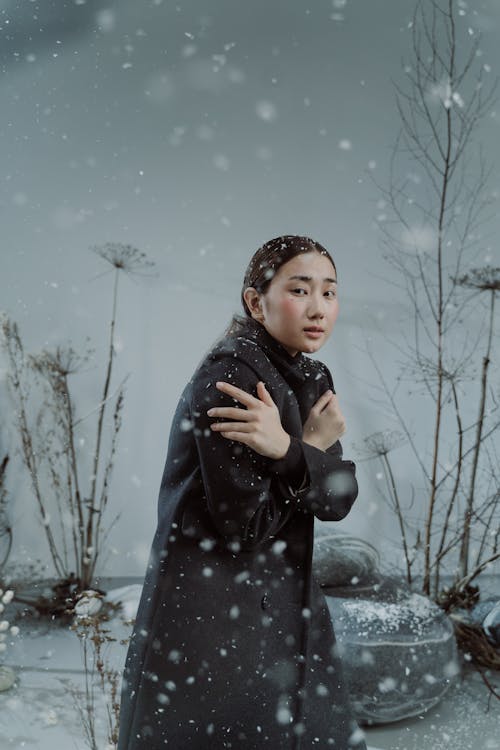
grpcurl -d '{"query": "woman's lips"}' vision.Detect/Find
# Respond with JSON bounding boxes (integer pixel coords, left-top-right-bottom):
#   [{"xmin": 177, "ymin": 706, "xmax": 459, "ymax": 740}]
[{"xmin": 303, "ymin": 329, "xmax": 324, "ymax": 339}]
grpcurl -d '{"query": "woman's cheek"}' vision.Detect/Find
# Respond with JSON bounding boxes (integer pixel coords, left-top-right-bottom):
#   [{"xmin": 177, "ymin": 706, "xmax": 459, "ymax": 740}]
[{"xmin": 281, "ymin": 298, "xmax": 302, "ymax": 317}]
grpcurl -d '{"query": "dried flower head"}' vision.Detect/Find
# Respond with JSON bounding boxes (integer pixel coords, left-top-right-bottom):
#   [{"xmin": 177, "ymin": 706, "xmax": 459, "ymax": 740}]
[
  {"xmin": 28, "ymin": 343, "xmax": 93, "ymax": 380},
  {"xmin": 92, "ymin": 242, "xmax": 156, "ymax": 279},
  {"xmin": 354, "ymin": 429, "xmax": 407, "ymax": 459},
  {"xmin": 453, "ymin": 266, "xmax": 500, "ymax": 293}
]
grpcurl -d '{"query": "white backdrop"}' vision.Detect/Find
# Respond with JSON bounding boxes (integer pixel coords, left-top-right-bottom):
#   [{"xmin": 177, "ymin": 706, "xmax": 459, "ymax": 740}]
[{"xmin": 1, "ymin": 0, "xmax": 499, "ymax": 578}]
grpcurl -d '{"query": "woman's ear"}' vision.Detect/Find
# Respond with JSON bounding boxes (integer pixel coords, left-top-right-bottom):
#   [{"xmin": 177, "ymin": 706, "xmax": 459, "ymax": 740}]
[{"xmin": 243, "ymin": 287, "xmax": 265, "ymax": 321}]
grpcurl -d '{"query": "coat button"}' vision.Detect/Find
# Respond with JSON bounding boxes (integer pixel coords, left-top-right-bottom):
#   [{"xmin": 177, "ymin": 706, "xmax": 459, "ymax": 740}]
[{"xmin": 261, "ymin": 593, "xmax": 269, "ymax": 610}]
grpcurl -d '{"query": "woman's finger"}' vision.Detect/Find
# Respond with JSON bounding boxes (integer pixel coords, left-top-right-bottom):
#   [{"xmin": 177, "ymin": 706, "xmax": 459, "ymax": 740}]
[
  {"xmin": 313, "ymin": 389, "xmax": 333, "ymax": 413},
  {"xmin": 319, "ymin": 391, "xmax": 335, "ymax": 412},
  {"xmin": 322, "ymin": 397, "xmax": 338, "ymax": 412},
  {"xmin": 207, "ymin": 406, "xmax": 252, "ymax": 420},
  {"xmin": 211, "ymin": 422, "xmax": 253, "ymax": 432},
  {"xmin": 215, "ymin": 381, "xmax": 259, "ymax": 407},
  {"xmin": 256, "ymin": 381, "xmax": 274, "ymax": 406},
  {"xmin": 219, "ymin": 431, "xmax": 252, "ymax": 445}
]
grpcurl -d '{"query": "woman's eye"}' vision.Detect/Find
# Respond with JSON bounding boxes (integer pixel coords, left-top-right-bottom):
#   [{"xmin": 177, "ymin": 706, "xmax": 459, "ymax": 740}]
[
  {"xmin": 325, "ymin": 290, "xmax": 337, "ymax": 298},
  {"xmin": 291, "ymin": 288, "xmax": 307, "ymax": 295}
]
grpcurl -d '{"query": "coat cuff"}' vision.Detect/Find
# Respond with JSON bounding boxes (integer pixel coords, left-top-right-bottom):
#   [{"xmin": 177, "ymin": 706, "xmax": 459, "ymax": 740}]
[{"xmin": 269, "ymin": 435, "xmax": 308, "ymax": 490}]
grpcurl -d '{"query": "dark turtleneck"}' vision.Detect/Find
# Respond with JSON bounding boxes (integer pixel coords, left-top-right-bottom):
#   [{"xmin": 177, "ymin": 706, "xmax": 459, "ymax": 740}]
[{"xmin": 228, "ymin": 316, "xmax": 313, "ymax": 385}]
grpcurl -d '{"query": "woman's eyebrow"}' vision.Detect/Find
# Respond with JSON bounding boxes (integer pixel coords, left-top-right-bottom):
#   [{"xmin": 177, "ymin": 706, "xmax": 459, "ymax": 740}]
[{"xmin": 288, "ymin": 275, "xmax": 337, "ymax": 284}]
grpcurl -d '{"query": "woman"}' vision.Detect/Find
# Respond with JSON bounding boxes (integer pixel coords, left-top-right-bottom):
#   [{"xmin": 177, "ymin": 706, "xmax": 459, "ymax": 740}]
[{"xmin": 117, "ymin": 235, "xmax": 367, "ymax": 749}]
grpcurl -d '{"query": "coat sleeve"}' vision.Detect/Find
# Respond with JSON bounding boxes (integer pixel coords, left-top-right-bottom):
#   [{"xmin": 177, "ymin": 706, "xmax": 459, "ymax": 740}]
[
  {"xmin": 293, "ymin": 438, "xmax": 359, "ymax": 521},
  {"xmin": 190, "ymin": 355, "xmax": 359, "ymax": 546},
  {"xmin": 270, "ymin": 360, "xmax": 359, "ymax": 522},
  {"xmin": 190, "ymin": 357, "xmax": 306, "ymax": 550}
]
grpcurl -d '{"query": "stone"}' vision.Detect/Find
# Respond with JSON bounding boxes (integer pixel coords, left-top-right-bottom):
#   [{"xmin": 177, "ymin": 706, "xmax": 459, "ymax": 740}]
[
  {"xmin": 73, "ymin": 589, "xmax": 103, "ymax": 618},
  {"xmin": 325, "ymin": 577, "xmax": 459, "ymax": 725},
  {"xmin": 106, "ymin": 584, "xmax": 143, "ymax": 620},
  {"xmin": 0, "ymin": 665, "xmax": 16, "ymax": 692},
  {"xmin": 312, "ymin": 525, "xmax": 380, "ymax": 588},
  {"xmin": 471, "ymin": 598, "xmax": 500, "ymax": 647}
]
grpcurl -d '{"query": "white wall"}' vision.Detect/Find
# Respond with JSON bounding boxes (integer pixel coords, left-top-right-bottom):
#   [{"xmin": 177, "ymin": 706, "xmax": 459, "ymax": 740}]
[{"xmin": 1, "ymin": 0, "xmax": 499, "ymax": 579}]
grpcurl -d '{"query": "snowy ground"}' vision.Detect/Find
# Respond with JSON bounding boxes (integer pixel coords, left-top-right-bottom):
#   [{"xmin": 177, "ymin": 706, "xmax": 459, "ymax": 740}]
[{"xmin": 1, "ymin": 580, "xmax": 499, "ymax": 750}]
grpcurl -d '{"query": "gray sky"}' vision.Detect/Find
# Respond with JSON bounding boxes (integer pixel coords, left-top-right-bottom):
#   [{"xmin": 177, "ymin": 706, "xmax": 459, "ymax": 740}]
[{"xmin": 1, "ymin": 0, "xmax": 499, "ymax": 577}]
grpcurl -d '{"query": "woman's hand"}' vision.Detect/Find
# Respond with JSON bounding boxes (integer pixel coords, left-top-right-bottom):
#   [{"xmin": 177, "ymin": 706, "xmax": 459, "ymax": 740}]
[
  {"xmin": 302, "ymin": 389, "xmax": 346, "ymax": 451},
  {"xmin": 207, "ymin": 381, "xmax": 291, "ymax": 460}
]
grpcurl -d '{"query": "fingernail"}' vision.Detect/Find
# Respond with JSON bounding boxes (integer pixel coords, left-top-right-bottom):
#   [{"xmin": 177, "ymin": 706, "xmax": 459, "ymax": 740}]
[{"xmin": 207, "ymin": 409, "xmax": 214, "ymax": 415}]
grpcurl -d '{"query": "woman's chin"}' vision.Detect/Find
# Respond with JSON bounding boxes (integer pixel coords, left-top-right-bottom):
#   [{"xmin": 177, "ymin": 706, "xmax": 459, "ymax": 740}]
[{"xmin": 301, "ymin": 341, "xmax": 323, "ymax": 354}]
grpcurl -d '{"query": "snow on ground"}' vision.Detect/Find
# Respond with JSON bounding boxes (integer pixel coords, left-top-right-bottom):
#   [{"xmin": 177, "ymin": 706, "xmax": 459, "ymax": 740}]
[{"xmin": 0, "ymin": 584, "xmax": 498, "ymax": 749}]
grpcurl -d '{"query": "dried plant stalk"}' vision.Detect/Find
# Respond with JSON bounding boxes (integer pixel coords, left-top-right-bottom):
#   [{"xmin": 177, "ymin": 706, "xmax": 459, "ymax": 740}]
[
  {"xmin": 70, "ymin": 604, "xmax": 128, "ymax": 749},
  {"xmin": 362, "ymin": 0, "xmax": 500, "ymax": 605},
  {"xmin": 0, "ymin": 243, "xmax": 155, "ymax": 605}
]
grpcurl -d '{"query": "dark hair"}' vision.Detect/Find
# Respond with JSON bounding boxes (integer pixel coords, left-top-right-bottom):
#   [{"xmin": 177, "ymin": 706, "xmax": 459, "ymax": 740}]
[{"xmin": 224, "ymin": 235, "xmax": 337, "ymax": 336}]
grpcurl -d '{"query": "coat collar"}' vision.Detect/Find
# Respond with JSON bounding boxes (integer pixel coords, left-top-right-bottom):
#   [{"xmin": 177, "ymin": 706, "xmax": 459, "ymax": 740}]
[{"xmin": 231, "ymin": 317, "xmax": 316, "ymax": 390}]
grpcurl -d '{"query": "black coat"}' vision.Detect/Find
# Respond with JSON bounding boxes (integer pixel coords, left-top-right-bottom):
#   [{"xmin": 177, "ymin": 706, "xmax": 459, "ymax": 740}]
[{"xmin": 117, "ymin": 319, "xmax": 367, "ymax": 750}]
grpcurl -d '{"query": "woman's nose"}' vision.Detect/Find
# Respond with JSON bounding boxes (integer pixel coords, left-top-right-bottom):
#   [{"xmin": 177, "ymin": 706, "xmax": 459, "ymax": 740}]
[{"xmin": 308, "ymin": 294, "xmax": 326, "ymax": 317}]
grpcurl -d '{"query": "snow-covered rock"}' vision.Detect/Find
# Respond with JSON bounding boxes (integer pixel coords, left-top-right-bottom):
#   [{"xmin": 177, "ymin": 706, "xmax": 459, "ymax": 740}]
[
  {"xmin": 105, "ymin": 584, "xmax": 142, "ymax": 621},
  {"xmin": 470, "ymin": 598, "xmax": 500, "ymax": 647},
  {"xmin": 73, "ymin": 589, "xmax": 103, "ymax": 618},
  {"xmin": 326, "ymin": 578, "xmax": 460, "ymax": 725},
  {"xmin": 0, "ymin": 665, "xmax": 16, "ymax": 692},
  {"xmin": 313, "ymin": 526, "xmax": 380, "ymax": 587}
]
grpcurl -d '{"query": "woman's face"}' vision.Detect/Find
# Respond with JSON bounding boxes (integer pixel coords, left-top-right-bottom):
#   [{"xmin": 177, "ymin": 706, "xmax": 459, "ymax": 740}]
[{"xmin": 245, "ymin": 251, "xmax": 339, "ymax": 356}]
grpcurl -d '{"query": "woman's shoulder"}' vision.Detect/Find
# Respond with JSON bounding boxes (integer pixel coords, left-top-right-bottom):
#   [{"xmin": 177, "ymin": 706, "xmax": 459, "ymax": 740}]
[
  {"xmin": 191, "ymin": 340, "xmax": 332, "ymax": 390},
  {"xmin": 298, "ymin": 355, "xmax": 335, "ymax": 394},
  {"xmin": 184, "ymin": 335, "xmax": 274, "ymax": 410},
  {"xmin": 306, "ymin": 356, "xmax": 331, "ymax": 377},
  {"xmin": 194, "ymin": 333, "xmax": 272, "ymax": 381},
  {"xmin": 185, "ymin": 316, "xmax": 335, "ymax": 398}
]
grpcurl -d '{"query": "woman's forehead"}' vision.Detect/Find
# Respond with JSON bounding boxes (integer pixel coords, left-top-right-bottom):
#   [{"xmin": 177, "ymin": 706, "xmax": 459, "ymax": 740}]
[{"xmin": 277, "ymin": 252, "xmax": 336, "ymax": 280}]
